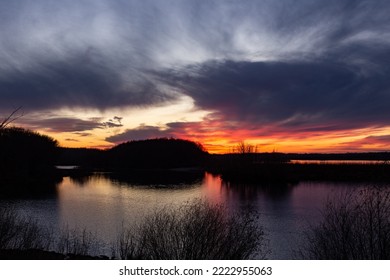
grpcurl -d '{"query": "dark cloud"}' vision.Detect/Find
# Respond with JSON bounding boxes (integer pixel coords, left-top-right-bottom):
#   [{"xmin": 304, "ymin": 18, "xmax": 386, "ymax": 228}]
[
  {"xmin": 20, "ymin": 117, "xmax": 105, "ymax": 132},
  {"xmin": 74, "ymin": 132, "xmax": 93, "ymax": 137},
  {"xmin": 19, "ymin": 116, "xmax": 124, "ymax": 132},
  {"xmin": 102, "ymin": 122, "xmax": 123, "ymax": 128},
  {"xmin": 0, "ymin": 55, "xmax": 172, "ymax": 111},
  {"xmin": 155, "ymin": 41, "xmax": 390, "ymax": 134},
  {"xmin": 102, "ymin": 116, "xmax": 123, "ymax": 128},
  {"xmin": 65, "ymin": 138, "xmax": 80, "ymax": 142},
  {"xmin": 106, "ymin": 125, "xmax": 173, "ymax": 143},
  {"xmin": 113, "ymin": 116, "xmax": 122, "ymax": 123}
]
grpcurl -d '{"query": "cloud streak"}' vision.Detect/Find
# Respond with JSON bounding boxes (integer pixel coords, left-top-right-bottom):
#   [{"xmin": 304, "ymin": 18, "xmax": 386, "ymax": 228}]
[
  {"xmin": 19, "ymin": 115, "xmax": 124, "ymax": 133},
  {"xmin": 2, "ymin": 0, "xmax": 388, "ymax": 111}
]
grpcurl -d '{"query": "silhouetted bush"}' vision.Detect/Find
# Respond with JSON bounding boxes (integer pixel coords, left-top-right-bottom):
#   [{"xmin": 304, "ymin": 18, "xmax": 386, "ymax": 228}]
[
  {"xmin": 0, "ymin": 127, "xmax": 58, "ymax": 172},
  {"xmin": 0, "ymin": 127, "xmax": 61, "ymax": 196},
  {"xmin": 108, "ymin": 138, "xmax": 207, "ymax": 169},
  {"xmin": 2, "ymin": 201, "xmax": 267, "ymax": 260},
  {"xmin": 56, "ymin": 147, "xmax": 105, "ymax": 167},
  {"xmin": 300, "ymin": 187, "xmax": 390, "ymax": 259},
  {"xmin": 113, "ymin": 200, "xmax": 268, "ymax": 260}
]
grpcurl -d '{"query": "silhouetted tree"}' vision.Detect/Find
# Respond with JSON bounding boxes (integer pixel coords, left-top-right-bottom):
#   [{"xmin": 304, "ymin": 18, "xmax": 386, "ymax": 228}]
[
  {"xmin": 0, "ymin": 127, "xmax": 60, "ymax": 196},
  {"xmin": 108, "ymin": 138, "xmax": 207, "ymax": 169},
  {"xmin": 233, "ymin": 141, "xmax": 257, "ymax": 154},
  {"xmin": 0, "ymin": 127, "xmax": 58, "ymax": 172}
]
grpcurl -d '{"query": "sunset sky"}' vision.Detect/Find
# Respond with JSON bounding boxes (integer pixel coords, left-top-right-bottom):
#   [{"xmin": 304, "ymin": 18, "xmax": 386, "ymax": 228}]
[{"xmin": 1, "ymin": 0, "xmax": 390, "ymax": 153}]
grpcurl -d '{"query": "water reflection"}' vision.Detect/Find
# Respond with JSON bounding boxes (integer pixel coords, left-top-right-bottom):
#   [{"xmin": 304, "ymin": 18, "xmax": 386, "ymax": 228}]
[
  {"xmin": 291, "ymin": 160, "xmax": 386, "ymax": 164},
  {"xmin": 107, "ymin": 170, "xmax": 204, "ymax": 188},
  {"xmin": 221, "ymin": 181, "xmax": 296, "ymax": 201},
  {"xmin": 2, "ymin": 171, "xmax": 385, "ymax": 259},
  {"xmin": 0, "ymin": 176, "xmax": 62, "ymax": 199}
]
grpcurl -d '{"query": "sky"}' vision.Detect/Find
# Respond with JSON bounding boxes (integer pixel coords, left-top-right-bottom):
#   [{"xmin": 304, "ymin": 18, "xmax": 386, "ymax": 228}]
[{"xmin": 1, "ymin": 0, "xmax": 390, "ymax": 153}]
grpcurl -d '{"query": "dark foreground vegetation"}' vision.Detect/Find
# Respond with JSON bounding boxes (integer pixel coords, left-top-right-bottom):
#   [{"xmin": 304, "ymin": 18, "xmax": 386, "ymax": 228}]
[
  {"xmin": 299, "ymin": 187, "xmax": 390, "ymax": 259},
  {"xmin": 0, "ymin": 200, "xmax": 267, "ymax": 260},
  {"xmin": 113, "ymin": 200, "xmax": 267, "ymax": 260},
  {"xmin": 0, "ymin": 207, "xmax": 106, "ymax": 259}
]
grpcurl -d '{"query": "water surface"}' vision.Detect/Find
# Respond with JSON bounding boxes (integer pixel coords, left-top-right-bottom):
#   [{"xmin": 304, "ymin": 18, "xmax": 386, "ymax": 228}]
[{"xmin": 1, "ymin": 171, "xmax": 375, "ymax": 259}]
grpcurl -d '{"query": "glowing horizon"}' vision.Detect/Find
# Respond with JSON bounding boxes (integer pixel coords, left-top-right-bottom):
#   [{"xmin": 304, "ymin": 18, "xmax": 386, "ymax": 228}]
[{"xmin": 24, "ymin": 118, "xmax": 390, "ymax": 154}]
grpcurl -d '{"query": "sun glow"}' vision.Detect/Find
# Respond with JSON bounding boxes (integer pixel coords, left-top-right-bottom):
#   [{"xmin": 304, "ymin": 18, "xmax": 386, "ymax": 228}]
[{"xmin": 13, "ymin": 96, "xmax": 390, "ymax": 154}]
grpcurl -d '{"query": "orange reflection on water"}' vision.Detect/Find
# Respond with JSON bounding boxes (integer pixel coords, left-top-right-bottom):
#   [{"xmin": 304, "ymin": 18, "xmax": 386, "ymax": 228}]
[{"xmin": 201, "ymin": 172, "xmax": 224, "ymax": 204}]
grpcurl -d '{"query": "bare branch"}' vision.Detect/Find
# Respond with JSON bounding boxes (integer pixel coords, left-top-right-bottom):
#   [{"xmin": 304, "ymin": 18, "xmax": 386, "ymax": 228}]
[
  {"xmin": 234, "ymin": 141, "xmax": 256, "ymax": 154},
  {"xmin": 0, "ymin": 106, "xmax": 24, "ymax": 129}
]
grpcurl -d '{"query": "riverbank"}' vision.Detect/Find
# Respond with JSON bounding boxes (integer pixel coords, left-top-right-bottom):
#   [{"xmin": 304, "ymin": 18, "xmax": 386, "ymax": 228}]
[
  {"xmin": 0, "ymin": 249, "xmax": 109, "ymax": 260},
  {"xmin": 210, "ymin": 162, "xmax": 390, "ymax": 183}
]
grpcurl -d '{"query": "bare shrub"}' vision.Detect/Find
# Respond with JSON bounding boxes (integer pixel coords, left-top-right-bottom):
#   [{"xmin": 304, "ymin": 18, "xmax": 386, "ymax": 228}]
[
  {"xmin": 0, "ymin": 208, "xmax": 51, "ymax": 250},
  {"xmin": 114, "ymin": 200, "xmax": 267, "ymax": 260},
  {"xmin": 112, "ymin": 224, "xmax": 139, "ymax": 260},
  {"xmin": 233, "ymin": 141, "xmax": 258, "ymax": 154},
  {"xmin": 2, "ymin": 201, "xmax": 267, "ymax": 260},
  {"xmin": 56, "ymin": 226, "xmax": 100, "ymax": 256},
  {"xmin": 301, "ymin": 187, "xmax": 390, "ymax": 259}
]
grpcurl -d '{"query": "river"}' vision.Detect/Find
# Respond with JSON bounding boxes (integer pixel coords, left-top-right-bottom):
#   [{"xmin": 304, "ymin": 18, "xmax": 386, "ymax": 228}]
[{"xmin": 0, "ymin": 171, "xmax": 379, "ymax": 259}]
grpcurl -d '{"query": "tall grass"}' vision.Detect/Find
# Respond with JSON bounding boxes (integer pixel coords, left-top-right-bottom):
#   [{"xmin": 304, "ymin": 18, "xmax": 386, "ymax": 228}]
[
  {"xmin": 300, "ymin": 187, "xmax": 390, "ymax": 259},
  {"xmin": 112, "ymin": 200, "xmax": 268, "ymax": 260},
  {"xmin": 56, "ymin": 226, "xmax": 101, "ymax": 256}
]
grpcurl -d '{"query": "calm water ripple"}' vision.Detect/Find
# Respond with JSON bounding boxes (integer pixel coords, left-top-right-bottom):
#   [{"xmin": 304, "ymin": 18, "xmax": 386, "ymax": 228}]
[{"xmin": 0, "ymin": 171, "xmax": 383, "ymax": 259}]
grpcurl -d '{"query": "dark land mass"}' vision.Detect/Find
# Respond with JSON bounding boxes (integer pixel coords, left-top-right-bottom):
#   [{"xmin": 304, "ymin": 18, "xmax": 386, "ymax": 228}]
[
  {"xmin": 56, "ymin": 146, "xmax": 390, "ymax": 184},
  {"xmin": 0, "ymin": 249, "xmax": 109, "ymax": 260},
  {"xmin": 0, "ymin": 127, "xmax": 62, "ymax": 198},
  {"xmin": 211, "ymin": 161, "xmax": 390, "ymax": 184},
  {"xmin": 107, "ymin": 169, "xmax": 204, "ymax": 187},
  {"xmin": 57, "ymin": 147, "xmax": 105, "ymax": 167},
  {"xmin": 1, "ymin": 125, "xmax": 390, "ymax": 198},
  {"xmin": 56, "ymin": 138, "xmax": 207, "ymax": 169},
  {"xmin": 206, "ymin": 153, "xmax": 390, "ymax": 183},
  {"xmin": 56, "ymin": 149, "xmax": 390, "ymax": 167},
  {"xmin": 287, "ymin": 152, "xmax": 390, "ymax": 161},
  {"xmin": 107, "ymin": 138, "xmax": 207, "ymax": 169}
]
